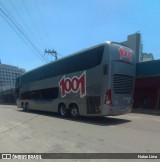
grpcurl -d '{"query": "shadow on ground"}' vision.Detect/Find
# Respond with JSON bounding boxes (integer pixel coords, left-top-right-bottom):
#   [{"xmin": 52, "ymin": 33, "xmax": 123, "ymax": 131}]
[
  {"xmin": 17, "ymin": 109, "xmax": 131, "ymax": 126},
  {"xmin": 132, "ymin": 108, "xmax": 160, "ymax": 116}
]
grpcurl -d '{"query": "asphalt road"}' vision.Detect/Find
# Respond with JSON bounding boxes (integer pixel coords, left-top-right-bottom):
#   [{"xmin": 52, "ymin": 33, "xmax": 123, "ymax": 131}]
[{"xmin": 0, "ymin": 104, "xmax": 160, "ymax": 162}]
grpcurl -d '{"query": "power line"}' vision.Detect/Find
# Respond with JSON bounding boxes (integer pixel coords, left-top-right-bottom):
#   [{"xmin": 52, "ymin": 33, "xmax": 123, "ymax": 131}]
[
  {"xmin": 34, "ymin": 0, "xmax": 64, "ymax": 61},
  {"xmin": 22, "ymin": 0, "xmax": 47, "ymax": 48},
  {"xmin": 0, "ymin": 10, "xmax": 46, "ymax": 64},
  {"xmin": 9, "ymin": 0, "xmax": 45, "ymax": 51},
  {"xmin": 0, "ymin": 1, "xmax": 47, "ymax": 63},
  {"xmin": 0, "ymin": 6, "xmax": 48, "ymax": 63},
  {"xmin": 0, "ymin": 10, "xmax": 44, "ymax": 63},
  {"xmin": 34, "ymin": 0, "xmax": 52, "ymax": 47}
]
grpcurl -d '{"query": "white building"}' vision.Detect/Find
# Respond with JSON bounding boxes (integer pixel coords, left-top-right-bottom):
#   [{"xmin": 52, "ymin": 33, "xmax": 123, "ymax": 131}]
[
  {"xmin": 0, "ymin": 63, "xmax": 25, "ymax": 92},
  {"xmin": 142, "ymin": 53, "xmax": 154, "ymax": 62},
  {"xmin": 121, "ymin": 33, "xmax": 143, "ymax": 63}
]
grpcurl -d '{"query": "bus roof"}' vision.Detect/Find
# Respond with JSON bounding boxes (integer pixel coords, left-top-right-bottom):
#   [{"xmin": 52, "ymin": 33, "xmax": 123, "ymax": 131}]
[{"xmin": 21, "ymin": 41, "xmax": 128, "ymax": 77}]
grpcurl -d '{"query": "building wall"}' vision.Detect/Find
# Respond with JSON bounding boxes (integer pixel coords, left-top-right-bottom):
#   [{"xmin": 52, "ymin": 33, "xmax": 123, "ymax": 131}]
[
  {"xmin": 0, "ymin": 63, "xmax": 25, "ymax": 91},
  {"xmin": 121, "ymin": 33, "xmax": 143, "ymax": 63},
  {"xmin": 134, "ymin": 60, "xmax": 160, "ymax": 109},
  {"xmin": 142, "ymin": 53, "xmax": 154, "ymax": 62},
  {"xmin": 133, "ymin": 78, "xmax": 159, "ymax": 109}
]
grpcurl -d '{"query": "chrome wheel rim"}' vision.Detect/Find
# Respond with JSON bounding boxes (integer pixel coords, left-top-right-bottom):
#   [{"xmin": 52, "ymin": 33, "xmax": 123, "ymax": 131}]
[
  {"xmin": 71, "ymin": 107, "xmax": 78, "ymax": 117},
  {"xmin": 60, "ymin": 106, "xmax": 66, "ymax": 116}
]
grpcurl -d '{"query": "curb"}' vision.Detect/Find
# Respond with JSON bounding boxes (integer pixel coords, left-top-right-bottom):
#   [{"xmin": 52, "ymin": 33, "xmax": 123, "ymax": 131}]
[{"xmin": 132, "ymin": 109, "xmax": 160, "ymax": 115}]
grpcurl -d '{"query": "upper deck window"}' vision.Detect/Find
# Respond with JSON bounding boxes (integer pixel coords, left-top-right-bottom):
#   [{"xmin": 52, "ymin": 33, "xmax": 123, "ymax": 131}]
[{"xmin": 21, "ymin": 46, "xmax": 104, "ymax": 84}]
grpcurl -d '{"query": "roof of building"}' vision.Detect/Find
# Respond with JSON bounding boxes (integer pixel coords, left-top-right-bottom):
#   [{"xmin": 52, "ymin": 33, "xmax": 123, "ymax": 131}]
[
  {"xmin": 136, "ymin": 60, "xmax": 160, "ymax": 78},
  {"xmin": 0, "ymin": 63, "xmax": 25, "ymax": 71}
]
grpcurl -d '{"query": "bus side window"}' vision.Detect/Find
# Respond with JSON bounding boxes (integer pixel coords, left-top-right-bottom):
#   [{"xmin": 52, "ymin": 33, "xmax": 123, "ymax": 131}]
[
  {"xmin": 52, "ymin": 87, "xmax": 59, "ymax": 99},
  {"xmin": 40, "ymin": 87, "xmax": 59, "ymax": 100},
  {"xmin": 103, "ymin": 64, "xmax": 108, "ymax": 75}
]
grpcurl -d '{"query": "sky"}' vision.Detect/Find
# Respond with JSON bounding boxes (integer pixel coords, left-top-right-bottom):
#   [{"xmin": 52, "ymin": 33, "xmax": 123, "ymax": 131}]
[{"xmin": 0, "ymin": 0, "xmax": 160, "ymax": 71}]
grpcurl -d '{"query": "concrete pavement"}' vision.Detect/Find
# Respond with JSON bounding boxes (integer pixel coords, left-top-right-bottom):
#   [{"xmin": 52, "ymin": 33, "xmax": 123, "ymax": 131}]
[{"xmin": 0, "ymin": 105, "xmax": 160, "ymax": 162}]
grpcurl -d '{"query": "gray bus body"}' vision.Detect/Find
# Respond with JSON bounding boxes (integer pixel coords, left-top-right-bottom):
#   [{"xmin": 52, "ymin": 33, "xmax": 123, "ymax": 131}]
[{"xmin": 16, "ymin": 42, "xmax": 136, "ymax": 117}]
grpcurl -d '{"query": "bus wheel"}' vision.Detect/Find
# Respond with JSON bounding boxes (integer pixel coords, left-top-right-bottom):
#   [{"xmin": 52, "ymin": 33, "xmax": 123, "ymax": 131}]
[
  {"xmin": 69, "ymin": 104, "xmax": 79, "ymax": 119},
  {"xmin": 21, "ymin": 103, "xmax": 26, "ymax": 111},
  {"xmin": 25, "ymin": 103, "xmax": 31, "ymax": 112},
  {"xmin": 58, "ymin": 104, "xmax": 68, "ymax": 117}
]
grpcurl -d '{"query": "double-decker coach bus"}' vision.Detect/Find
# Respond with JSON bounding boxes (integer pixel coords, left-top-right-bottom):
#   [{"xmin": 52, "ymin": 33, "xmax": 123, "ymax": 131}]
[{"xmin": 16, "ymin": 42, "xmax": 136, "ymax": 118}]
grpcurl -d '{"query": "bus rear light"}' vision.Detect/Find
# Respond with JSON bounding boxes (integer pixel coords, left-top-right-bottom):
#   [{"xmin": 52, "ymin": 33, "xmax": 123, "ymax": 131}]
[
  {"xmin": 96, "ymin": 109, "xmax": 101, "ymax": 114},
  {"xmin": 105, "ymin": 89, "xmax": 112, "ymax": 106},
  {"xmin": 96, "ymin": 107, "xmax": 101, "ymax": 114},
  {"xmin": 109, "ymin": 108, "xmax": 113, "ymax": 112}
]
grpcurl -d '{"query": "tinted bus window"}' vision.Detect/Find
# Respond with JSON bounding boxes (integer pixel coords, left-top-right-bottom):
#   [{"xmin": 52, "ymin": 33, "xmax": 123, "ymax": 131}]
[
  {"xmin": 20, "ymin": 87, "xmax": 59, "ymax": 100},
  {"xmin": 21, "ymin": 46, "xmax": 104, "ymax": 84}
]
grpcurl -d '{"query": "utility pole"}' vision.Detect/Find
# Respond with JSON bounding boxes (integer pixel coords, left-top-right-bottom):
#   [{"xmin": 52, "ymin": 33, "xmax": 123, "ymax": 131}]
[{"xmin": 44, "ymin": 49, "xmax": 57, "ymax": 60}]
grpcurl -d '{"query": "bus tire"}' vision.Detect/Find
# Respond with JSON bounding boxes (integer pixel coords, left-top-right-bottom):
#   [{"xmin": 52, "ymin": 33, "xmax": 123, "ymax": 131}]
[
  {"xmin": 58, "ymin": 104, "xmax": 68, "ymax": 117},
  {"xmin": 21, "ymin": 103, "xmax": 26, "ymax": 111},
  {"xmin": 69, "ymin": 104, "xmax": 79, "ymax": 119},
  {"xmin": 25, "ymin": 103, "xmax": 31, "ymax": 112}
]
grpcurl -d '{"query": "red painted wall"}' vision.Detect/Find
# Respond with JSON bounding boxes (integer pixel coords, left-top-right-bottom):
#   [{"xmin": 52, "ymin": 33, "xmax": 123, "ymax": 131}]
[{"xmin": 133, "ymin": 78, "xmax": 158, "ymax": 109}]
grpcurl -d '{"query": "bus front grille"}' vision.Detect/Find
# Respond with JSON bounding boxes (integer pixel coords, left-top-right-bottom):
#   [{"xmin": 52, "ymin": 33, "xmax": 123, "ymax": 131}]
[{"xmin": 113, "ymin": 74, "xmax": 134, "ymax": 94}]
